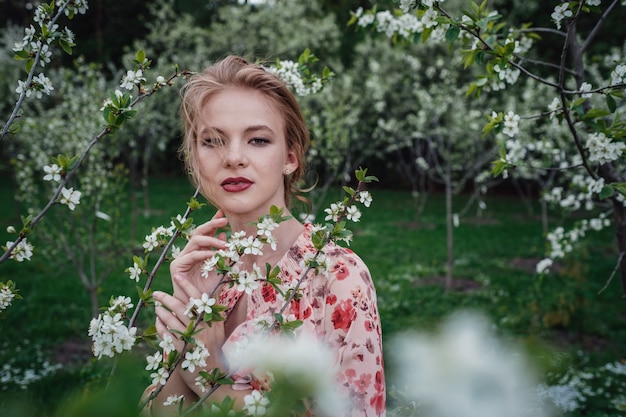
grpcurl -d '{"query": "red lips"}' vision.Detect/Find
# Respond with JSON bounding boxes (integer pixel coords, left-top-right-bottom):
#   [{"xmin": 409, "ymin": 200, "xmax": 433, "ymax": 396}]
[{"xmin": 221, "ymin": 177, "xmax": 253, "ymax": 192}]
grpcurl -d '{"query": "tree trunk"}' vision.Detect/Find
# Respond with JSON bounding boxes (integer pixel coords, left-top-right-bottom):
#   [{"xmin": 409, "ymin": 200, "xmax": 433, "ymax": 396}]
[
  {"xmin": 445, "ymin": 166, "xmax": 453, "ymax": 291},
  {"xmin": 89, "ymin": 285, "xmax": 99, "ymax": 318},
  {"xmin": 612, "ymin": 199, "xmax": 626, "ymax": 302}
]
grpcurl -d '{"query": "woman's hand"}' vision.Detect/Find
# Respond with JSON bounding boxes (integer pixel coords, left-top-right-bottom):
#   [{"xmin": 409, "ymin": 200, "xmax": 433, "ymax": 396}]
[
  {"xmin": 154, "ymin": 275, "xmax": 227, "ymax": 396},
  {"xmin": 170, "ymin": 210, "xmax": 228, "ymax": 296}
]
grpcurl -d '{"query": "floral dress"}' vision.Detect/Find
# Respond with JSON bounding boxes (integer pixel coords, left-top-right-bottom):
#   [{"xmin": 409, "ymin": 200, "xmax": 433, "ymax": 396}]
[{"xmin": 219, "ymin": 223, "xmax": 386, "ymax": 416}]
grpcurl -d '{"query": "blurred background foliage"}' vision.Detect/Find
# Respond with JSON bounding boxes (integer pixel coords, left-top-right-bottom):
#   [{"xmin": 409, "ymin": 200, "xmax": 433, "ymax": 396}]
[{"xmin": 1, "ymin": 1, "xmax": 626, "ymax": 416}]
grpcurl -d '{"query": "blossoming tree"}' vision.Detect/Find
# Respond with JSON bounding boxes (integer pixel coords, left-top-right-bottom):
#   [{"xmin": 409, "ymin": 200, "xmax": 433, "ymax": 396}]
[{"xmin": 353, "ymin": 0, "xmax": 626, "ymax": 299}]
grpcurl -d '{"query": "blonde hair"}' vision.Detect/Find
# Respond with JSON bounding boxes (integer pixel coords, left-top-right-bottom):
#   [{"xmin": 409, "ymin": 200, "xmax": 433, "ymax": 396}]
[{"xmin": 179, "ymin": 55, "xmax": 310, "ymax": 208}]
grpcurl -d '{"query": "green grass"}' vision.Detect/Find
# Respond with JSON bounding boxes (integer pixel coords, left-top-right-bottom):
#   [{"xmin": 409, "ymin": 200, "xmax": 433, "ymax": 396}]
[{"xmin": 0, "ymin": 176, "xmax": 624, "ymax": 416}]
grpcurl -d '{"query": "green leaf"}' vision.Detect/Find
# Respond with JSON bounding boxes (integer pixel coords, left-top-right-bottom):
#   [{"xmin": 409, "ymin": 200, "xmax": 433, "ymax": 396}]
[
  {"xmin": 136, "ymin": 49, "xmax": 146, "ymax": 63},
  {"xmin": 8, "ymin": 122, "xmax": 21, "ymax": 134},
  {"xmin": 612, "ymin": 182, "xmax": 626, "ymax": 198},
  {"xmin": 311, "ymin": 230, "xmax": 327, "ymax": 250},
  {"xmin": 445, "ymin": 25, "xmax": 461, "ymax": 43},
  {"xmin": 606, "ymin": 94, "xmax": 617, "ymax": 113},
  {"xmin": 59, "ymin": 39, "xmax": 73, "ymax": 55},
  {"xmin": 13, "ymin": 50, "xmax": 31, "ymax": 60},
  {"xmin": 25, "ymin": 59, "xmax": 34, "ymax": 73},
  {"xmin": 142, "ymin": 325, "xmax": 158, "ymax": 339},
  {"xmin": 598, "ymin": 185, "xmax": 614, "ymax": 200},
  {"xmin": 187, "ymin": 196, "xmax": 205, "ymax": 210},
  {"xmin": 581, "ymin": 108, "xmax": 611, "ymax": 121}
]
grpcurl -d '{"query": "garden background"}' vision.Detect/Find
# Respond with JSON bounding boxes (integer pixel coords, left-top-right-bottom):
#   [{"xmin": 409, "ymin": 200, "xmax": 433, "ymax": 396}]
[{"xmin": 1, "ymin": 0, "xmax": 625, "ymax": 416}]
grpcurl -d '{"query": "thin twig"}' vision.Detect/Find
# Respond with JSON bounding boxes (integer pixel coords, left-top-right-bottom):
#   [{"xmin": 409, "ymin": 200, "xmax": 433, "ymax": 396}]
[
  {"xmin": 1, "ymin": 70, "xmax": 187, "ymax": 265},
  {"xmin": 598, "ymin": 252, "xmax": 624, "ymax": 295},
  {"xmin": 0, "ymin": 2, "xmax": 70, "ymax": 141}
]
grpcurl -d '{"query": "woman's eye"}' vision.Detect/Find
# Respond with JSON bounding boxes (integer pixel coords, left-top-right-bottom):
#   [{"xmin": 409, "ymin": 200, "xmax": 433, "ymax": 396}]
[
  {"xmin": 250, "ymin": 137, "xmax": 270, "ymax": 146},
  {"xmin": 202, "ymin": 138, "xmax": 223, "ymax": 147}
]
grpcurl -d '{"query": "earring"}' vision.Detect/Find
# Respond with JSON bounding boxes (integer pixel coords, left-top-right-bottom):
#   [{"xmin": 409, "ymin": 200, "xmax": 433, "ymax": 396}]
[{"xmin": 284, "ymin": 169, "xmax": 290, "ymax": 175}]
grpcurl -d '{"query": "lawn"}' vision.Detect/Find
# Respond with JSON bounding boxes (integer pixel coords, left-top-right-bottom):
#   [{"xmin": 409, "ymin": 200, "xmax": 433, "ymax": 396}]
[{"xmin": 0, "ymin": 175, "xmax": 623, "ymax": 416}]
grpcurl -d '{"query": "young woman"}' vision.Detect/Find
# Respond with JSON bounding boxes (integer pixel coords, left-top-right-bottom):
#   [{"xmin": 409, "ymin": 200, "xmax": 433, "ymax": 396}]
[{"xmin": 150, "ymin": 56, "xmax": 385, "ymax": 416}]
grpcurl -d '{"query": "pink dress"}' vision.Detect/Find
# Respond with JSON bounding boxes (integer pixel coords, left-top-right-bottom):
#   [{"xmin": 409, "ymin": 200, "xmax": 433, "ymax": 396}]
[{"xmin": 219, "ymin": 223, "xmax": 386, "ymax": 416}]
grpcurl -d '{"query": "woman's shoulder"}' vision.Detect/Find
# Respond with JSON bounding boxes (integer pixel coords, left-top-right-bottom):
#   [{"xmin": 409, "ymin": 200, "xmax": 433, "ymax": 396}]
[{"xmin": 285, "ymin": 223, "xmax": 369, "ymax": 269}]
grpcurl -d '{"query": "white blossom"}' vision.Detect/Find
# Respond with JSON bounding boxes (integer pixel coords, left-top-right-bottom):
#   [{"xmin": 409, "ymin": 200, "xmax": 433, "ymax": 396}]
[
  {"xmin": 150, "ymin": 367, "xmax": 169, "ymax": 386},
  {"xmin": 548, "ymin": 97, "xmax": 561, "ymax": 119},
  {"xmin": 143, "ymin": 233, "xmax": 159, "ymax": 252},
  {"xmin": 243, "ymin": 390, "xmax": 270, "ymax": 416},
  {"xmin": 536, "ymin": 383, "xmax": 585, "ymax": 413},
  {"xmin": 236, "ymin": 266, "xmax": 261, "ymax": 294},
  {"xmin": 256, "ymin": 217, "xmax": 279, "ymax": 237},
  {"xmin": 159, "ymin": 334, "xmax": 176, "ymax": 355},
  {"xmin": 59, "ymin": 187, "xmax": 81, "ymax": 210},
  {"xmin": 579, "ymin": 82, "xmax": 592, "ymax": 98},
  {"xmin": 610, "ymin": 64, "xmax": 626, "ymax": 85},
  {"xmin": 163, "ymin": 394, "xmax": 184, "ymax": 406},
  {"xmin": 232, "ymin": 334, "xmax": 348, "ymax": 417},
  {"xmin": 120, "ymin": 69, "xmax": 145, "ymax": 90},
  {"xmin": 267, "ymin": 60, "xmax": 323, "ymax": 96},
  {"xmin": 240, "ymin": 235, "xmax": 264, "ymax": 256},
  {"xmin": 324, "ymin": 202, "xmax": 345, "ymax": 222},
  {"xmin": 551, "ymin": 3, "xmax": 572, "ymax": 30},
  {"xmin": 6, "ymin": 239, "xmax": 34, "ymax": 262},
  {"xmin": 0, "ymin": 285, "xmax": 16, "ymax": 311},
  {"xmin": 127, "ymin": 262, "xmax": 142, "ymax": 282},
  {"xmin": 391, "ymin": 312, "xmax": 549, "ymax": 417},
  {"xmin": 346, "ymin": 205, "xmax": 362, "ymax": 222},
  {"xmin": 502, "ymin": 111, "xmax": 520, "ymax": 137},
  {"xmin": 181, "ymin": 343, "xmax": 210, "ymax": 373},
  {"xmin": 185, "ymin": 293, "xmax": 216, "ymax": 318},
  {"xmin": 43, "ymin": 164, "xmax": 62, "ymax": 182},
  {"xmin": 109, "ymin": 295, "xmax": 133, "ymax": 312},
  {"xmin": 89, "ymin": 311, "xmax": 137, "ymax": 359},
  {"xmin": 536, "ymin": 258, "xmax": 553, "ymax": 274},
  {"xmin": 358, "ymin": 191, "xmax": 373, "ymax": 207},
  {"xmin": 145, "ymin": 351, "xmax": 163, "ymax": 371},
  {"xmin": 399, "ymin": 0, "xmax": 417, "ymax": 12},
  {"xmin": 33, "ymin": 5, "xmax": 49, "ymax": 26},
  {"xmin": 61, "ymin": 0, "xmax": 89, "ymax": 16},
  {"xmin": 195, "ymin": 374, "xmax": 211, "ymax": 393},
  {"xmin": 586, "ymin": 132, "xmax": 626, "ymax": 164},
  {"xmin": 63, "ymin": 27, "xmax": 75, "ymax": 43}
]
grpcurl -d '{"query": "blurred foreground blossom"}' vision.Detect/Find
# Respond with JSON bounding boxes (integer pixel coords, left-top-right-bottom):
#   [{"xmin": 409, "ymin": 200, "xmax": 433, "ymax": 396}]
[
  {"xmin": 230, "ymin": 333, "xmax": 349, "ymax": 417},
  {"xmin": 390, "ymin": 311, "xmax": 552, "ymax": 417}
]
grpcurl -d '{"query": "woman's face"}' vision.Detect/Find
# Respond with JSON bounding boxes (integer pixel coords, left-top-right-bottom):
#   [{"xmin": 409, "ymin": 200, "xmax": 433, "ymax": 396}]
[{"xmin": 194, "ymin": 87, "xmax": 298, "ymax": 219}]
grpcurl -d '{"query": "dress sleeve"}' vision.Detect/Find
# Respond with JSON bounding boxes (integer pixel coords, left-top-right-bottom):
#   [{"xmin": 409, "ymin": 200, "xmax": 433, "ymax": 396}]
[{"xmin": 322, "ymin": 249, "xmax": 386, "ymax": 416}]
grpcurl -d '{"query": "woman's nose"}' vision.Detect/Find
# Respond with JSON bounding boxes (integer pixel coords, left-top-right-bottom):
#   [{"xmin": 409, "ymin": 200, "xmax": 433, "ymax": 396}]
[{"xmin": 222, "ymin": 144, "xmax": 248, "ymax": 168}]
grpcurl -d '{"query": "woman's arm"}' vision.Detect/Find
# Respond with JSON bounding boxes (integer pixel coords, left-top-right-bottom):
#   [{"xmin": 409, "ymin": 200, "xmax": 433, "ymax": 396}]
[{"xmin": 323, "ymin": 252, "xmax": 386, "ymax": 416}]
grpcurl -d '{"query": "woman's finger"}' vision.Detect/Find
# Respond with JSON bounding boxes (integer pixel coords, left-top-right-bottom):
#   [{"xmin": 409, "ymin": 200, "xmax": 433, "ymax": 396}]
[
  {"xmin": 191, "ymin": 213, "xmax": 228, "ymax": 239},
  {"xmin": 154, "ymin": 291, "xmax": 189, "ymax": 324},
  {"xmin": 155, "ymin": 317, "xmax": 184, "ymax": 352},
  {"xmin": 172, "ymin": 274, "xmax": 204, "ymax": 301}
]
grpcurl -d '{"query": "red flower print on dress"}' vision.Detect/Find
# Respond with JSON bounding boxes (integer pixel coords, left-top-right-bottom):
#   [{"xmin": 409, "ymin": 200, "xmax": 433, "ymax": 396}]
[
  {"xmin": 326, "ymin": 293, "xmax": 337, "ymax": 305},
  {"xmin": 331, "ymin": 299, "xmax": 356, "ymax": 331},
  {"xmin": 369, "ymin": 370, "xmax": 386, "ymax": 414},
  {"xmin": 330, "ymin": 261, "xmax": 350, "ymax": 280},
  {"xmin": 289, "ymin": 298, "xmax": 312, "ymax": 320},
  {"xmin": 261, "ymin": 283, "xmax": 276, "ymax": 303},
  {"xmin": 355, "ymin": 372, "xmax": 372, "ymax": 394}
]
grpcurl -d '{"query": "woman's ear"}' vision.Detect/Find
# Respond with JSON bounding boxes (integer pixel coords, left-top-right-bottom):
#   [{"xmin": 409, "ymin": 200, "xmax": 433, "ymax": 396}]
[{"xmin": 284, "ymin": 149, "xmax": 299, "ymax": 175}]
